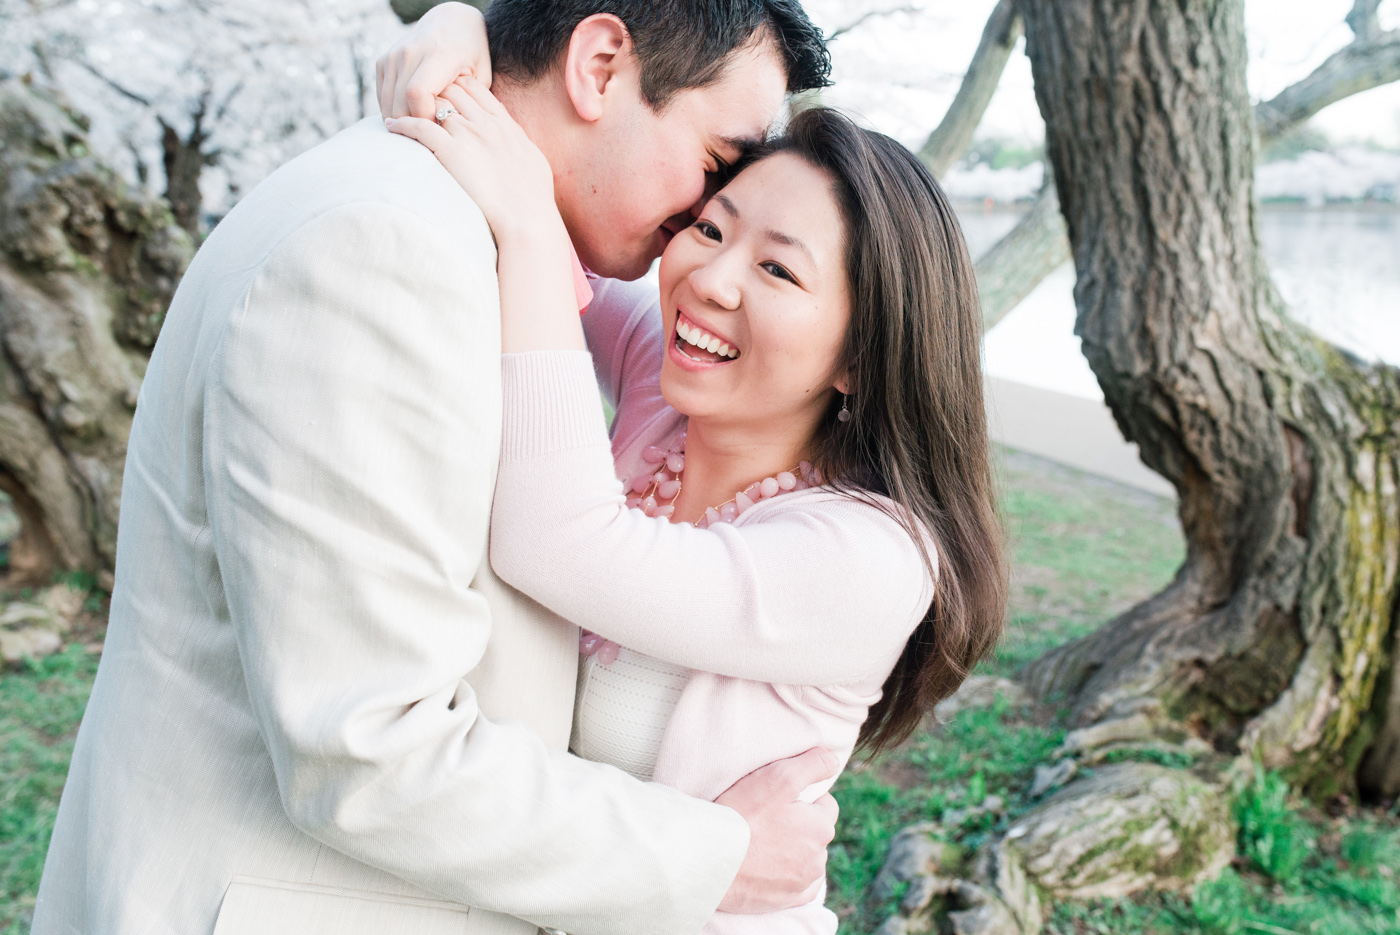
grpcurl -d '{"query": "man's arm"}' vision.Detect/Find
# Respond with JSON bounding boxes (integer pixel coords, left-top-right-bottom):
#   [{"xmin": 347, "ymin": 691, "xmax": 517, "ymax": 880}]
[{"xmin": 203, "ymin": 201, "xmax": 749, "ymax": 935}]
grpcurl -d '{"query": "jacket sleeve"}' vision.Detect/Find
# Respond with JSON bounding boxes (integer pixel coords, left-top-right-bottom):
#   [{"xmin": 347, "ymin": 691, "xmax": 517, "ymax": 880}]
[
  {"xmin": 203, "ymin": 202, "xmax": 747, "ymax": 935},
  {"xmin": 491, "ymin": 350, "xmax": 936, "ymax": 687}
]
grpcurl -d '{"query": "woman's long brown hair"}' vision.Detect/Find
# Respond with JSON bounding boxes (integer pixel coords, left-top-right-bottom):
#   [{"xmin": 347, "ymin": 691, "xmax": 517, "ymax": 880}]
[{"xmin": 765, "ymin": 107, "xmax": 1009, "ymax": 754}]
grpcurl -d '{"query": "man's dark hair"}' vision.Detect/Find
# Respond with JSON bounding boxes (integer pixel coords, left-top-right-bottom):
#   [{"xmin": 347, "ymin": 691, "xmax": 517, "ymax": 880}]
[{"xmin": 484, "ymin": 0, "xmax": 831, "ymax": 108}]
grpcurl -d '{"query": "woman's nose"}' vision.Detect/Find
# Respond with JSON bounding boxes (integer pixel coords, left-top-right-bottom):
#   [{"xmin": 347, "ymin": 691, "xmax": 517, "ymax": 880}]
[{"xmin": 687, "ymin": 253, "xmax": 742, "ymax": 310}]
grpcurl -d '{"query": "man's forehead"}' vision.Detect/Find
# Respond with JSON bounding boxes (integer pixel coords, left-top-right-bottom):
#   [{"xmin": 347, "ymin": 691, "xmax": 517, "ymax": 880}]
[{"xmin": 695, "ymin": 41, "xmax": 787, "ymax": 147}]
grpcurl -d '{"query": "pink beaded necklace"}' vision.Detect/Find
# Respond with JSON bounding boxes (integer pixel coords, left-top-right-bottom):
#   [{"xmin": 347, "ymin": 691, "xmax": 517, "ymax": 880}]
[{"xmin": 622, "ymin": 432, "xmax": 821, "ymax": 528}]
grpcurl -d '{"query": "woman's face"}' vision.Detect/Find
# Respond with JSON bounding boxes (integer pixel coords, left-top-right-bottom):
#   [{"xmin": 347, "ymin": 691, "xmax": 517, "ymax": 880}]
[{"xmin": 656, "ymin": 153, "xmax": 851, "ymax": 432}]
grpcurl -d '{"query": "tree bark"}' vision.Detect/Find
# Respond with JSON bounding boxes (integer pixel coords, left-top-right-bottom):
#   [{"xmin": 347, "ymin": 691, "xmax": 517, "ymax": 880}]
[
  {"xmin": 0, "ymin": 79, "xmax": 193, "ymax": 584},
  {"xmin": 1015, "ymin": 0, "xmax": 1400, "ymax": 799}
]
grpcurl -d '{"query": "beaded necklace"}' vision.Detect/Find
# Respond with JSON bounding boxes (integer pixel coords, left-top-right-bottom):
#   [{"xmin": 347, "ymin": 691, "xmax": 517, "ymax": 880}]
[{"xmin": 622, "ymin": 432, "xmax": 821, "ymax": 528}]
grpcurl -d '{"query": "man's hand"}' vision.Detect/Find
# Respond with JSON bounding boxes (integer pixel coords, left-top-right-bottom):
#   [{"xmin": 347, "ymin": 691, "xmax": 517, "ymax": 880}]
[
  {"xmin": 377, "ymin": 1, "xmax": 491, "ymax": 120},
  {"xmin": 715, "ymin": 748, "xmax": 840, "ymax": 914}
]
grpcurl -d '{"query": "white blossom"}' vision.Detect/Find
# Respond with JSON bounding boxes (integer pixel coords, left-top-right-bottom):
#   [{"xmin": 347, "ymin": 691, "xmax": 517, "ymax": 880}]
[{"xmin": 0, "ymin": 0, "xmax": 406, "ymax": 218}]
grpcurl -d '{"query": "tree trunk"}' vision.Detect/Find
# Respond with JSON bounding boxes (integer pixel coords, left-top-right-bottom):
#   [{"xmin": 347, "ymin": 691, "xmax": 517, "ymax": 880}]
[
  {"xmin": 0, "ymin": 79, "xmax": 193, "ymax": 585},
  {"xmin": 1016, "ymin": 0, "xmax": 1400, "ymax": 799},
  {"xmin": 160, "ymin": 107, "xmax": 210, "ymax": 238}
]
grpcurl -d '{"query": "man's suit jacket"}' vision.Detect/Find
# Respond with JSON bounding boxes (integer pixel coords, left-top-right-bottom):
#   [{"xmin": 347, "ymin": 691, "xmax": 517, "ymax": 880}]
[{"xmin": 32, "ymin": 118, "xmax": 747, "ymax": 935}]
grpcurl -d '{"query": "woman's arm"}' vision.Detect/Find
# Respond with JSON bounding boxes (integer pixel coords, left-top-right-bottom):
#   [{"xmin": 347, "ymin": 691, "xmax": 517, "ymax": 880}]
[
  {"xmin": 387, "ymin": 84, "xmax": 932, "ymax": 687},
  {"xmin": 491, "ymin": 351, "xmax": 935, "ymax": 687}
]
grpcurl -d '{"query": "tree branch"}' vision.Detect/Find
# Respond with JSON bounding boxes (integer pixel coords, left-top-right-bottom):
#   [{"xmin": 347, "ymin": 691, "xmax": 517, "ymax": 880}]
[
  {"xmin": 973, "ymin": 181, "xmax": 1069, "ymax": 331},
  {"xmin": 826, "ymin": 5, "xmax": 920, "ymax": 42},
  {"xmin": 1255, "ymin": 24, "xmax": 1400, "ymax": 145},
  {"xmin": 974, "ymin": 5, "xmax": 1400, "ymax": 336},
  {"xmin": 918, "ymin": 0, "xmax": 1023, "ymax": 178},
  {"xmin": 73, "ymin": 58, "xmax": 152, "ymax": 108},
  {"xmin": 1347, "ymin": 0, "xmax": 1383, "ymax": 41}
]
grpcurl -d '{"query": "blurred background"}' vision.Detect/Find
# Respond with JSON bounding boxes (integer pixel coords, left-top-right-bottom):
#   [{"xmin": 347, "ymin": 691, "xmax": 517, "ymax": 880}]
[{"xmin": 3, "ymin": 0, "xmax": 1395, "ymax": 493}]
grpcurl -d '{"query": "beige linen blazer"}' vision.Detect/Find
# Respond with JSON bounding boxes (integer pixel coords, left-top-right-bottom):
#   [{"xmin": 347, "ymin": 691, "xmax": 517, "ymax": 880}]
[{"xmin": 32, "ymin": 118, "xmax": 747, "ymax": 935}]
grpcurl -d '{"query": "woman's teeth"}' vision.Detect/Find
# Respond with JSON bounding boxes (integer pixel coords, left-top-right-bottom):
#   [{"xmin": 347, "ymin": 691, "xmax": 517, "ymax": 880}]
[{"xmin": 677, "ymin": 320, "xmax": 739, "ymax": 360}]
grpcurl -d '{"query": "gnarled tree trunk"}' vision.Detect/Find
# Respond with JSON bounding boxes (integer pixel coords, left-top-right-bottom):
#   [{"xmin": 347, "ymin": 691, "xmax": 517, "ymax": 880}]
[
  {"xmin": 1017, "ymin": 0, "xmax": 1400, "ymax": 800},
  {"xmin": 0, "ymin": 79, "xmax": 193, "ymax": 584}
]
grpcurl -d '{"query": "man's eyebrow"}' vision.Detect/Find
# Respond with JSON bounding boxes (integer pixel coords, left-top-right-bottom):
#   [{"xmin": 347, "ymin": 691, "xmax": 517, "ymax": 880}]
[
  {"xmin": 766, "ymin": 229, "xmax": 815, "ymax": 264},
  {"xmin": 724, "ymin": 136, "xmax": 761, "ymax": 158},
  {"xmin": 714, "ymin": 194, "xmax": 740, "ymax": 218}
]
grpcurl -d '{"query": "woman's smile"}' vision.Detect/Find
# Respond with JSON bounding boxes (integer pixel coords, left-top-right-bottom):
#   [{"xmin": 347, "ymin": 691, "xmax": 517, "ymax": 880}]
[{"xmin": 673, "ymin": 310, "xmax": 741, "ymax": 364}]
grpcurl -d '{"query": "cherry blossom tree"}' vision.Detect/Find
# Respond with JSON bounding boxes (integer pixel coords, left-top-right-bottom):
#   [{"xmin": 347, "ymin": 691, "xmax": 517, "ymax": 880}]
[{"xmin": 0, "ymin": 0, "xmax": 406, "ymax": 234}]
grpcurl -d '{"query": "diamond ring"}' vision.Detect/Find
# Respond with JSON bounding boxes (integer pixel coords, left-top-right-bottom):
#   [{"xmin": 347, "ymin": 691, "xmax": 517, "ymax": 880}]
[{"xmin": 435, "ymin": 105, "xmax": 457, "ymax": 123}]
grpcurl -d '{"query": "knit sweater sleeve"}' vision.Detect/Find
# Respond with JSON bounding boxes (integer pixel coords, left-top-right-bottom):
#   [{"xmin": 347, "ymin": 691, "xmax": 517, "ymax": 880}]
[{"xmin": 492, "ymin": 350, "xmax": 935, "ymax": 687}]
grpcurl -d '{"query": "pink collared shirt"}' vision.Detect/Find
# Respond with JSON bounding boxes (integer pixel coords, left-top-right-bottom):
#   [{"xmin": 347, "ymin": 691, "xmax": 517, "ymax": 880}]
[{"xmin": 569, "ymin": 243, "xmax": 593, "ymax": 314}]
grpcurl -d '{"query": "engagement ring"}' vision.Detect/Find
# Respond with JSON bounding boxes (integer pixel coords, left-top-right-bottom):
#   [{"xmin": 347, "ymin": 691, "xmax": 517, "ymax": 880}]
[{"xmin": 435, "ymin": 106, "xmax": 457, "ymax": 123}]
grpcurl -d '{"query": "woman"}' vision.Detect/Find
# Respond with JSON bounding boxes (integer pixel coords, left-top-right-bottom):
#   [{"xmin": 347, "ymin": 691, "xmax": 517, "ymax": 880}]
[{"xmin": 384, "ymin": 65, "xmax": 1006, "ymax": 934}]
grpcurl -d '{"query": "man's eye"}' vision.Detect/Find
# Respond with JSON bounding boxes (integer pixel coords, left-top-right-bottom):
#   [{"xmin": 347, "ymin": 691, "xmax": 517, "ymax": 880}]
[
  {"xmin": 762, "ymin": 262, "xmax": 796, "ymax": 283},
  {"xmin": 694, "ymin": 220, "xmax": 722, "ymax": 241}
]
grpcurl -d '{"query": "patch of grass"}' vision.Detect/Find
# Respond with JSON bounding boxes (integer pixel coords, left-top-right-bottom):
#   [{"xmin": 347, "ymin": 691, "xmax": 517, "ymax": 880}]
[
  {"xmin": 1042, "ymin": 786, "xmax": 1400, "ymax": 935},
  {"xmin": 987, "ymin": 448, "xmax": 1184, "ymax": 676},
  {"xmin": 829, "ymin": 696, "xmax": 1065, "ymax": 932},
  {"xmin": 0, "ymin": 646, "xmax": 99, "ymax": 933},
  {"xmin": 829, "ymin": 451, "xmax": 1184, "ymax": 933},
  {"xmin": 1237, "ymin": 766, "xmax": 1314, "ymax": 884}
]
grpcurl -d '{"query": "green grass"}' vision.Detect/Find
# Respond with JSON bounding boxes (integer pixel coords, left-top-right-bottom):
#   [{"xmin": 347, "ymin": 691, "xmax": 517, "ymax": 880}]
[
  {"xmin": 1039, "ymin": 768, "xmax": 1400, "ymax": 934},
  {"xmin": 988, "ymin": 447, "xmax": 1185, "ymax": 675},
  {"xmin": 0, "ymin": 646, "xmax": 99, "ymax": 932},
  {"xmin": 829, "ymin": 695, "xmax": 1066, "ymax": 932}
]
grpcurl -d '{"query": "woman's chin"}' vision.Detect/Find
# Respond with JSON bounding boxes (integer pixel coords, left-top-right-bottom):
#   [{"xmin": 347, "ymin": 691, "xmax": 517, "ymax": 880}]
[{"xmin": 659, "ymin": 364, "xmax": 720, "ymax": 422}]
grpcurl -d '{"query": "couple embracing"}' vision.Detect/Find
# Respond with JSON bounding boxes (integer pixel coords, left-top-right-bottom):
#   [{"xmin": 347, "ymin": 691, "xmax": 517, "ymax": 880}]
[{"xmin": 34, "ymin": 2, "xmax": 1006, "ymax": 933}]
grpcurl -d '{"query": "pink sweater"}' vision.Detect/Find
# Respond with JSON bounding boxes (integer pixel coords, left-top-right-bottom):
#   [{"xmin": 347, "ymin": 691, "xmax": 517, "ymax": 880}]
[{"xmin": 491, "ymin": 276, "xmax": 935, "ymax": 934}]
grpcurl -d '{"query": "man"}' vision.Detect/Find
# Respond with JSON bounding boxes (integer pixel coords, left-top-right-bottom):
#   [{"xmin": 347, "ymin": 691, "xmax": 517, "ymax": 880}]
[{"xmin": 32, "ymin": 3, "xmax": 833, "ymax": 934}]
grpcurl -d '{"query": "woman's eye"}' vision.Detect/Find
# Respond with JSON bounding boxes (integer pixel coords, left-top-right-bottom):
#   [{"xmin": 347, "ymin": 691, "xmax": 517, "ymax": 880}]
[
  {"xmin": 694, "ymin": 220, "xmax": 722, "ymax": 241},
  {"xmin": 762, "ymin": 262, "xmax": 796, "ymax": 284}
]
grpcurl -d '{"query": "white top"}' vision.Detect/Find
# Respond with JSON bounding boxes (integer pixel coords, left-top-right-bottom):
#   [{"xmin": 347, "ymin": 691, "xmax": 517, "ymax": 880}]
[
  {"xmin": 572, "ymin": 649, "xmax": 690, "ymax": 781},
  {"xmin": 491, "ymin": 276, "xmax": 937, "ymax": 935}
]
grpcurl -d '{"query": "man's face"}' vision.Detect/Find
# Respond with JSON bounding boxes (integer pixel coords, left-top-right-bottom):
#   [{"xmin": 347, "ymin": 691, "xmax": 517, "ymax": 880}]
[{"xmin": 558, "ymin": 38, "xmax": 788, "ymax": 281}]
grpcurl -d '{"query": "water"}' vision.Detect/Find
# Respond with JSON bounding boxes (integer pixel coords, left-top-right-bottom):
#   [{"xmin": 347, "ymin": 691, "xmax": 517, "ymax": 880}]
[
  {"xmin": 966, "ymin": 205, "xmax": 1400, "ymax": 399},
  {"xmin": 1258, "ymin": 208, "xmax": 1400, "ymax": 363}
]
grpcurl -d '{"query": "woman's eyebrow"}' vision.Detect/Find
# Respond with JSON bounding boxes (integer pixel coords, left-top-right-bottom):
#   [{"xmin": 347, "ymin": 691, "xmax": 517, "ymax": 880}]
[
  {"xmin": 714, "ymin": 194, "xmax": 741, "ymax": 218},
  {"xmin": 766, "ymin": 229, "xmax": 814, "ymax": 264}
]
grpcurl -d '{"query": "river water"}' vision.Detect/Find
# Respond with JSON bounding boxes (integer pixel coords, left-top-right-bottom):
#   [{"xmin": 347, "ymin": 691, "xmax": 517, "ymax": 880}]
[{"xmin": 966, "ymin": 206, "xmax": 1400, "ymax": 399}]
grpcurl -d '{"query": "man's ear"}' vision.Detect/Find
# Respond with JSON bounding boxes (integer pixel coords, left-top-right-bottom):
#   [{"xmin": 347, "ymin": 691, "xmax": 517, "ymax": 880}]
[{"xmin": 563, "ymin": 13, "xmax": 632, "ymax": 123}]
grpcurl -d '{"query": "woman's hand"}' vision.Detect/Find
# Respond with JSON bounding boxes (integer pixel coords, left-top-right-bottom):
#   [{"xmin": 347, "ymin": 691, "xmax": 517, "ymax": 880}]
[
  {"xmin": 387, "ymin": 77, "xmax": 585, "ymax": 356},
  {"xmin": 377, "ymin": 2, "xmax": 491, "ymax": 120},
  {"xmin": 385, "ymin": 78, "xmax": 557, "ymax": 240}
]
